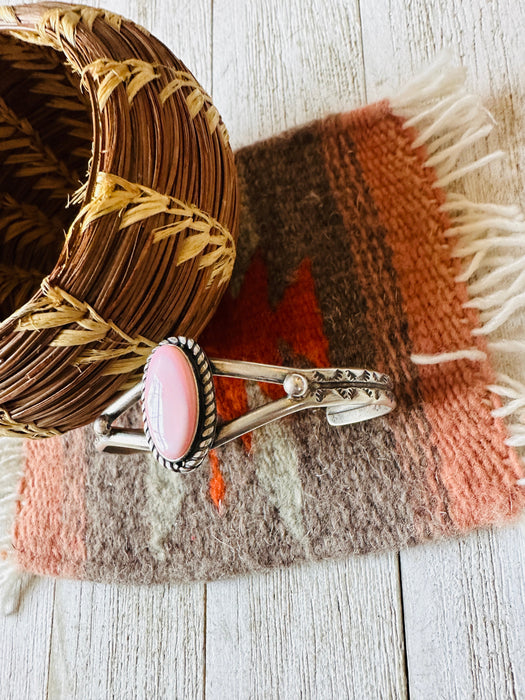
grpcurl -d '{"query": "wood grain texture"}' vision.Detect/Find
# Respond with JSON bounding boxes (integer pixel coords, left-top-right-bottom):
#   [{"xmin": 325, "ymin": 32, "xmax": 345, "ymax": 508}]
[
  {"xmin": 47, "ymin": 580, "xmax": 205, "ymax": 699},
  {"xmin": 401, "ymin": 522, "xmax": 525, "ymax": 700},
  {"xmin": 206, "ymin": 559, "xmax": 407, "ymax": 700},
  {"xmin": 212, "ymin": 0, "xmax": 367, "ymax": 149},
  {"xmin": 1, "ymin": 1, "xmax": 525, "ymax": 699},
  {"xmin": 0, "ymin": 578, "xmax": 54, "ymax": 700}
]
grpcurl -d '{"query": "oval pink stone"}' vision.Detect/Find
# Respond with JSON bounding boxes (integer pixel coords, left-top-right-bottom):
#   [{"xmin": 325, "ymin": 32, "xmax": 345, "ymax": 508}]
[{"xmin": 144, "ymin": 344, "xmax": 200, "ymax": 461}]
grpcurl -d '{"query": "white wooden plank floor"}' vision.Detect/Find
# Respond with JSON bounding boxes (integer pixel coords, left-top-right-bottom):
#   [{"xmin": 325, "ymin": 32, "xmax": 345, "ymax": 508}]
[{"xmin": 1, "ymin": 1, "xmax": 525, "ymax": 698}]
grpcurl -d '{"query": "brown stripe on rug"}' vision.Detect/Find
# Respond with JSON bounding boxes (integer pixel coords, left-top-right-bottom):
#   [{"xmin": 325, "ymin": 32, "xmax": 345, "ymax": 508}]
[{"xmin": 319, "ymin": 109, "xmax": 455, "ymax": 541}]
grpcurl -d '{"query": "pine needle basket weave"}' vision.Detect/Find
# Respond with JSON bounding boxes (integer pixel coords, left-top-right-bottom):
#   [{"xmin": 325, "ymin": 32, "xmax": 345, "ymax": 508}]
[{"xmin": 0, "ymin": 3, "xmax": 239, "ymax": 438}]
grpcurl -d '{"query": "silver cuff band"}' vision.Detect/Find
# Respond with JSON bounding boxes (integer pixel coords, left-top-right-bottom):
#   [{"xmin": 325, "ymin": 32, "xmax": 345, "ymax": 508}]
[{"xmin": 94, "ymin": 336, "xmax": 396, "ymax": 472}]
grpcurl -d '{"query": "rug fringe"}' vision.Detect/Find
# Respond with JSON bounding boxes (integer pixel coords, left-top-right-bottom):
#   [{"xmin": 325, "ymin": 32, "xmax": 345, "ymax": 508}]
[
  {"xmin": 0, "ymin": 437, "xmax": 27, "ymax": 614},
  {"xmin": 488, "ymin": 374, "xmax": 525, "ymax": 448},
  {"xmin": 391, "ymin": 55, "xmax": 525, "ymax": 471}
]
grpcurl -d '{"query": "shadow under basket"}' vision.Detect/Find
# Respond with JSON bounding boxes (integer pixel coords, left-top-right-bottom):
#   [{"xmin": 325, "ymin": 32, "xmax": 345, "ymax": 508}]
[{"xmin": 0, "ymin": 3, "xmax": 239, "ymax": 438}]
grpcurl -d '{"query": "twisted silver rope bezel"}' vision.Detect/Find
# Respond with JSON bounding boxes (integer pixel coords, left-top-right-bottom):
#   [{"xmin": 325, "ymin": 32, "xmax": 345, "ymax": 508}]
[{"xmin": 141, "ymin": 336, "xmax": 217, "ymax": 472}]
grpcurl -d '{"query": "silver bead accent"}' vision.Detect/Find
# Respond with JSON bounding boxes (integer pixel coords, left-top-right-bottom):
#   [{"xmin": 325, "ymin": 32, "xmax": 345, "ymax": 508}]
[{"xmin": 283, "ymin": 372, "xmax": 309, "ymax": 399}]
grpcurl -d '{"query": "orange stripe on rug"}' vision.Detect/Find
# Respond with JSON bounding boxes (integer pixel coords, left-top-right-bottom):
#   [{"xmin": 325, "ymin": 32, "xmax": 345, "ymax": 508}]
[
  {"xmin": 345, "ymin": 103, "xmax": 525, "ymax": 530},
  {"xmin": 60, "ymin": 431, "xmax": 87, "ymax": 576},
  {"xmin": 14, "ymin": 431, "xmax": 86, "ymax": 577},
  {"xmin": 209, "ymin": 449, "xmax": 226, "ymax": 513},
  {"xmin": 15, "ymin": 436, "xmax": 65, "ymax": 576}
]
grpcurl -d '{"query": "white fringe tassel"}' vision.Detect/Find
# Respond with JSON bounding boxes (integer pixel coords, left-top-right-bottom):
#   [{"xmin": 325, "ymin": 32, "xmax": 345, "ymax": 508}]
[
  {"xmin": 391, "ymin": 55, "xmax": 525, "ymax": 477},
  {"xmin": 0, "ymin": 437, "xmax": 26, "ymax": 614}
]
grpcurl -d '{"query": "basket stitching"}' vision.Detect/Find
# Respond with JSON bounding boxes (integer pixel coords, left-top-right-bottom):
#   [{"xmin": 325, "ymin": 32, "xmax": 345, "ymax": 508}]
[
  {"xmin": 0, "ymin": 7, "xmax": 17, "ymax": 25},
  {"xmin": 7, "ymin": 7, "xmax": 122, "ymax": 52},
  {"xmin": 0, "ymin": 96, "xmax": 80, "ymax": 196},
  {"xmin": 159, "ymin": 70, "xmax": 208, "ymax": 102},
  {"xmin": 82, "ymin": 58, "xmax": 161, "ymax": 110},
  {"xmin": 70, "ymin": 172, "xmax": 236, "ymax": 285},
  {"xmin": 0, "ymin": 406, "xmax": 60, "ymax": 439},
  {"xmin": 0, "ymin": 36, "xmax": 92, "ymax": 140},
  {"xmin": 58, "ymin": 115, "xmax": 92, "ymax": 143},
  {"xmin": 185, "ymin": 87, "xmax": 205, "ymax": 118},
  {"xmin": 0, "ymin": 193, "xmax": 61, "ymax": 251},
  {"xmin": 0, "ymin": 33, "xmax": 59, "ymax": 70},
  {"xmin": 82, "ymin": 57, "xmax": 229, "ymax": 141},
  {"xmin": 0, "ymin": 263, "xmax": 41, "ymax": 308},
  {"xmin": 14, "ymin": 280, "xmax": 157, "ymax": 376}
]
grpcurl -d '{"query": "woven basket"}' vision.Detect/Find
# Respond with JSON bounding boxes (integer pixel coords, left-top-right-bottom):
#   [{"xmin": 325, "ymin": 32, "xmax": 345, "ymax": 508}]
[{"xmin": 0, "ymin": 3, "xmax": 239, "ymax": 438}]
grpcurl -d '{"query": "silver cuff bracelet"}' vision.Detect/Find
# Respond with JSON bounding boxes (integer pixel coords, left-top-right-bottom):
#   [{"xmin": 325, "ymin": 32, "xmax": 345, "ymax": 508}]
[{"xmin": 94, "ymin": 336, "xmax": 396, "ymax": 472}]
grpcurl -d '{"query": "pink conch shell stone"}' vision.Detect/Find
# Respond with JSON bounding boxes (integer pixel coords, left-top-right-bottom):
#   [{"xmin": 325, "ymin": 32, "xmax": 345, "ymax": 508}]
[{"xmin": 144, "ymin": 344, "xmax": 200, "ymax": 461}]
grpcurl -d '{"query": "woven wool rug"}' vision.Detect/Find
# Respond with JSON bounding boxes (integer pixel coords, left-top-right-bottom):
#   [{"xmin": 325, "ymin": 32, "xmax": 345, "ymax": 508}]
[{"xmin": 2, "ymin": 60, "xmax": 525, "ymax": 606}]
